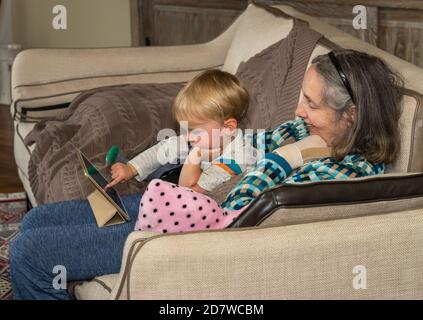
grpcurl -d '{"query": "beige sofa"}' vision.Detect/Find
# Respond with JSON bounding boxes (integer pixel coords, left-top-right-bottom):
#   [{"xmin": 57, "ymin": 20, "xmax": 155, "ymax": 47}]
[{"xmin": 11, "ymin": 3, "xmax": 423, "ymax": 299}]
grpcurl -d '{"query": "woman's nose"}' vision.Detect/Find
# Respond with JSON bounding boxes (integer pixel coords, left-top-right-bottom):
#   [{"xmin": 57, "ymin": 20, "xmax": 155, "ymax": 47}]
[{"xmin": 295, "ymin": 101, "xmax": 307, "ymax": 118}]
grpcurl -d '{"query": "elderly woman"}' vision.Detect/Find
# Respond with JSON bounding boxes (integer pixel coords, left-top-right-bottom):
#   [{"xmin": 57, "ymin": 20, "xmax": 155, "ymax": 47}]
[
  {"xmin": 220, "ymin": 49, "xmax": 402, "ymax": 211},
  {"xmin": 9, "ymin": 49, "xmax": 403, "ymax": 299}
]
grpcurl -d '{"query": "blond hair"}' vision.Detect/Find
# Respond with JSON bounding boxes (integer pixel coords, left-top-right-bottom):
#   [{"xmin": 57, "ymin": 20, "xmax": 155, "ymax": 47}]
[{"xmin": 172, "ymin": 70, "xmax": 249, "ymax": 125}]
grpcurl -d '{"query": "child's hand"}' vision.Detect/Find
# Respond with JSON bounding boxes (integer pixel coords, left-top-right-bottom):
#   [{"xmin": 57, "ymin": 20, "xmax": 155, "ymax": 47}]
[
  {"xmin": 179, "ymin": 147, "xmax": 203, "ymax": 188},
  {"xmin": 105, "ymin": 163, "xmax": 137, "ymax": 190},
  {"xmin": 186, "ymin": 147, "xmax": 202, "ymax": 165},
  {"xmin": 200, "ymin": 147, "xmax": 222, "ymax": 162}
]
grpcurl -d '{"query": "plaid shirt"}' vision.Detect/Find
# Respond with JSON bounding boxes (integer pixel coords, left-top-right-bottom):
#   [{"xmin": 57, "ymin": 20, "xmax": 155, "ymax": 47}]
[{"xmin": 221, "ymin": 118, "xmax": 385, "ymax": 210}]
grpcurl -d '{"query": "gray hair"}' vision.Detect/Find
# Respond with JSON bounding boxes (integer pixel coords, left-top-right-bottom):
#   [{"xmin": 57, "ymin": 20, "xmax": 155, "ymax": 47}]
[
  {"xmin": 312, "ymin": 54, "xmax": 354, "ymax": 119},
  {"xmin": 311, "ymin": 49, "xmax": 404, "ymax": 164}
]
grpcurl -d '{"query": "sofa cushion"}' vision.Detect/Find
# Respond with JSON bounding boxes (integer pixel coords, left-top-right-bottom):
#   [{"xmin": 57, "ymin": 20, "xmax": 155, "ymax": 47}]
[
  {"xmin": 388, "ymin": 90, "xmax": 423, "ymax": 173},
  {"xmin": 235, "ymin": 19, "xmax": 324, "ymax": 130},
  {"xmin": 222, "ymin": 2, "xmax": 332, "ymax": 75},
  {"xmin": 230, "ymin": 172, "xmax": 423, "ymax": 228},
  {"xmin": 222, "ymin": 3, "xmax": 294, "ymax": 74}
]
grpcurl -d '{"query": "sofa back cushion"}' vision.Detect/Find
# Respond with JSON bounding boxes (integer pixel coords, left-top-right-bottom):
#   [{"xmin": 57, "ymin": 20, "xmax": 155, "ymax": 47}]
[
  {"xmin": 222, "ymin": 3, "xmax": 294, "ymax": 74},
  {"xmin": 386, "ymin": 92, "xmax": 423, "ymax": 173},
  {"xmin": 223, "ymin": 3, "xmax": 332, "ymax": 75}
]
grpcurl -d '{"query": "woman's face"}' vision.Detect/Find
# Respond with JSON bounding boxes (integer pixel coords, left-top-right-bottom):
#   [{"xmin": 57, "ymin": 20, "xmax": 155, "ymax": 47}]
[{"xmin": 295, "ymin": 64, "xmax": 353, "ymax": 146}]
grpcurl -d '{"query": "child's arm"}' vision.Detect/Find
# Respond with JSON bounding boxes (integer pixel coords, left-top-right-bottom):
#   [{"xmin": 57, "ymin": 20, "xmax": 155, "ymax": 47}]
[
  {"xmin": 128, "ymin": 135, "xmax": 189, "ymax": 181},
  {"xmin": 178, "ymin": 147, "xmax": 205, "ymax": 192},
  {"xmin": 106, "ymin": 135, "xmax": 189, "ymax": 189}
]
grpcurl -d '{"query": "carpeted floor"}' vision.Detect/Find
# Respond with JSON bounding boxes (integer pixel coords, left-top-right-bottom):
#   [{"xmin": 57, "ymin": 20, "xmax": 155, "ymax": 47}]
[{"xmin": 0, "ymin": 192, "xmax": 28, "ymax": 300}]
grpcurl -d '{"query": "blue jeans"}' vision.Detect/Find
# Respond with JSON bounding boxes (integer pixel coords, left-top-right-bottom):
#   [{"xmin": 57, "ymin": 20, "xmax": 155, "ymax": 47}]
[{"xmin": 9, "ymin": 193, "xmax": 142, "ymax": 300}]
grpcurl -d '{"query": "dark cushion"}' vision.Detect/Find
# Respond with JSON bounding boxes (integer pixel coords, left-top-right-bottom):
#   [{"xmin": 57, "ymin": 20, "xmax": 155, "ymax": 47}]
[{"xmin": 229, "ymin": 172, "xmax": 423, "ymax": 228}]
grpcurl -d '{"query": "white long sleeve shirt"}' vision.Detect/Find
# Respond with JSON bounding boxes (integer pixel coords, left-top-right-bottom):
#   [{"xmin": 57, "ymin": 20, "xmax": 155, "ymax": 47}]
[
  {"xmin": 128, "ymin": 131, "xmax": 261, "ymax": 191},
  {"xmin": 128, "ymin": 135, "xmax": 190, "ymax": 182}
]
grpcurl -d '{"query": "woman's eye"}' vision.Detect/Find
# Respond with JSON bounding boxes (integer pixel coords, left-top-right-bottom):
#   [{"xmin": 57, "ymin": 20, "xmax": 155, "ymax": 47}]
[
  {"xmin": 305, "ymin": 99, "xmax": 318, "ymax": 109},
  {"xmin": 303, "ymin": 96, "xmax": 311, "ymax": 105},
  {"xmin": 304, "ymin": 101, "xmax": 312, "ymax": 108}
]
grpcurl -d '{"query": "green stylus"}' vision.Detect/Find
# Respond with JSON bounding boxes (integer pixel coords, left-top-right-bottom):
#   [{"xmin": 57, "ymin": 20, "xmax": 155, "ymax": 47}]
[{"xmin": 105, "ymin": 145, "xmax": 120, "ymax": 166}]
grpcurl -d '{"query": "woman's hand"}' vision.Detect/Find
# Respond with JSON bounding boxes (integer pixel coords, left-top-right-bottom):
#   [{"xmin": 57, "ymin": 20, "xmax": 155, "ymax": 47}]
[
  {"xmin": 105, "ymin": 163, "xmax": 138, "ymax": 190},
  {"xmin": 274, "ymin": 135, "xmax": 331, "ymax": 169},
  {"xmin": 294, "ymin": 135, "xmax": 327, "ymax": 150}
]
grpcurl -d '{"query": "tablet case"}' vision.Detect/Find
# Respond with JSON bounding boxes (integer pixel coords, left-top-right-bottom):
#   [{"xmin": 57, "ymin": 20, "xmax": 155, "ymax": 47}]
[{"xmin": 87, "ymin": 188, "xmax": 127, "ymax": 227}]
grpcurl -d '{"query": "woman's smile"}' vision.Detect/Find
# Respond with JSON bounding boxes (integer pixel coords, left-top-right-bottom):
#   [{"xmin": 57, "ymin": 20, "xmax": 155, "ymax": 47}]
[{"xmin": 306, "ymin": 123, "xmax": 316, "ymax": 134}]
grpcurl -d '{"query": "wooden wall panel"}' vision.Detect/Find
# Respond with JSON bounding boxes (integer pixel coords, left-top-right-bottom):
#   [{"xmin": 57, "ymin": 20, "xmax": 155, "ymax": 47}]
[
  {"xmin": 137, "ymin": 0, "xmax": 423, "ymax": 68},
  {"xmin": 139, "ymin": 0, "xmax": 247, "ymax": 46},
  {"xmin": 379, "ymin": 8, "xmax": 423, "ymax": 68},
  {"xmin": 153, "ymin": 4, "xmax": 242, "ymax": 45},
  {"xmin": 270, "ymin": 1, "xmax": 379, "ymax": 46}
]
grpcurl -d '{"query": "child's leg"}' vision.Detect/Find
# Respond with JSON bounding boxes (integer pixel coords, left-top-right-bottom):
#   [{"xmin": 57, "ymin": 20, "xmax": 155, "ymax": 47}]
[
  {"xmin": 135, "ymin": 179, "xmax": 246, "ymax": 234},
  {"xmin": 10, "ymin": 219, "xmax": 136, "ymax": 300},
  {"xmin": 11, "ymin": 193, "xmax": 144, "ymax": 300}
]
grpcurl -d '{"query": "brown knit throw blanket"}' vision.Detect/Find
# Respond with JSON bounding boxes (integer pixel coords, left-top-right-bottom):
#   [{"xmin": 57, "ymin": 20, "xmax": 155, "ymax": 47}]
[
  {"xmin": 25, "ymin": 8, "xmax": 330, "ymax": 205},
  {"xmin": 25, "ymin": 83, "xmax": 184, "ymax": 205}
]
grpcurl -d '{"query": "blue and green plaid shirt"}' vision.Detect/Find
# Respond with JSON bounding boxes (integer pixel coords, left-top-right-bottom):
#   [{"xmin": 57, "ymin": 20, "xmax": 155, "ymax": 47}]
[{"xmin": 221, "ymin": 118, "xmax": 385, "ymax": 210}]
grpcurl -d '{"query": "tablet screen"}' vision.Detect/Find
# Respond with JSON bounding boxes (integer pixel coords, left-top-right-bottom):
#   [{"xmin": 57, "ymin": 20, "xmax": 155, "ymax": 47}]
[{"xmin": 78, "ymin": 151, "xmax": 128, "ymax": 217}]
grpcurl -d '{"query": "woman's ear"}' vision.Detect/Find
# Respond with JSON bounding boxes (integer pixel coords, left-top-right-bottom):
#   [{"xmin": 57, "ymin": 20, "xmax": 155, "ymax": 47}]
[
  {"xmin": 345, "ymin": 105, "xmax": 357, "ymax": 124},
  {"xmin": 223, "ymin": 118, "xmax": 238, "ymax": 133}
]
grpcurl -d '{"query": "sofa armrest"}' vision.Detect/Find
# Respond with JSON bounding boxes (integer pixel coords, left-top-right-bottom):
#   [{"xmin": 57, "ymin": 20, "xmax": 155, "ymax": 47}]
[
  {"xmin": 110, "ymin": 207, "xmax": 423, "ymax": 299},
  {"xmin": 11, "ymin": 16, "xmax": 240, "ymax": 118},
  {"xmin": 109, "ymin": 230, "xmax": 160, "ymax": 300},
  {"xmin": 231, "ymin": 172, "xmax": 423, "ymax": 228},
  {"xmin": 11, "ymin": 44, "xmax": 225, "ymax": 116},
  {"xmin": 12, "ymin": 44, "xmax": 224, "ymax": 91}
]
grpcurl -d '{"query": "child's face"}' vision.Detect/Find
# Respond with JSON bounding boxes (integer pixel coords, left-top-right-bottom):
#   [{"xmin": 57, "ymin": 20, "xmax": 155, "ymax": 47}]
[
  {"xmin": 185, "ymin": 118, "xmax": 238, "ymax": 151},
  {"xmin": 186, "ymin": 120, "xmax": 224, "ymax": 150}
]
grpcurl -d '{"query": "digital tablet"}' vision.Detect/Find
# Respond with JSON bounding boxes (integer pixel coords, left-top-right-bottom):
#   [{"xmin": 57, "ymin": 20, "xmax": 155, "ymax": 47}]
[{"xmin": 77, "ymin": 149, "xmax": 130, "ymax": 221}]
